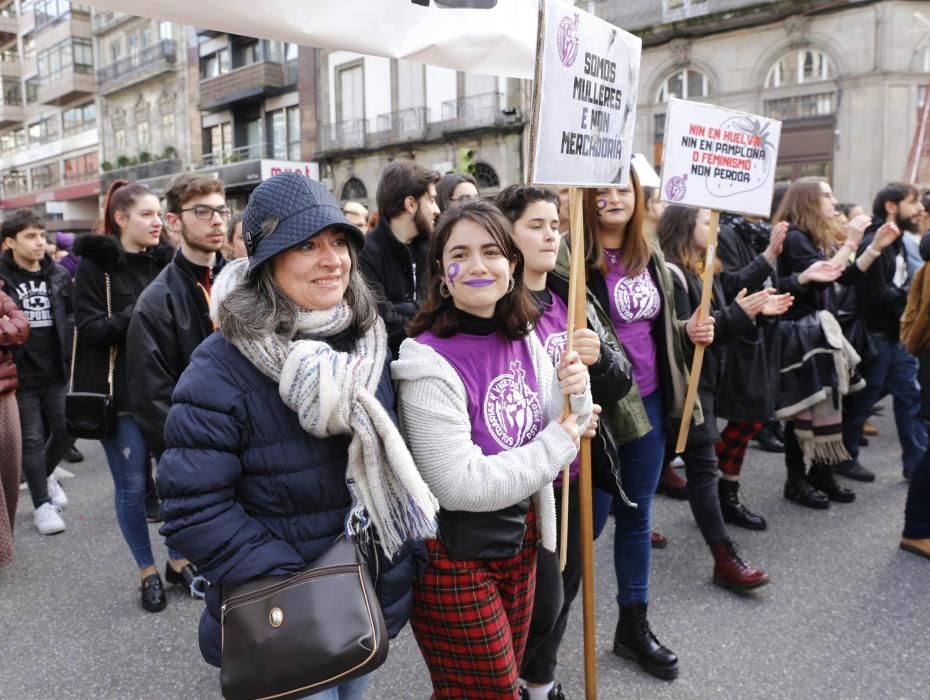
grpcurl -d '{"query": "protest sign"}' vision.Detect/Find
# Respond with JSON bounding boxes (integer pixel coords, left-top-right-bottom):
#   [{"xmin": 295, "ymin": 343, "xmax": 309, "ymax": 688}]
[
  {"xmin": 88, "ymin": 0, "xmax": 539, "ymax": 78},
  {"xmin": 528, "ymin": 0, "xmax": 642, "ymax": 187},
  {"xmin": 660, "ymin": 98, "xmax": 782, "ymax": 218}
]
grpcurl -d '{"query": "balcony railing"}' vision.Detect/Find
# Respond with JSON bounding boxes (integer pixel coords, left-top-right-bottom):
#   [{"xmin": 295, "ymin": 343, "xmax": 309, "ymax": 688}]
[
  {"xmin": 319, "ymin": 119, "xmax": 368, "ymax": 152},
  {"xmin": 199, "ymin": 60, "xmax": 297, "ymax": 111},
  {"xmin": 101, "ymin": 158, "xmax": 182, "ymax": 185},
  {"xmin": 97, "ymin": 40, "xmax": 177, "ymax": 94},
  {"xmin": 0, "ymin": 5, "xmax": 16, "ymax": 39},
  {"xmin": 201, "ymin": 142, "xmax": 274, "ymax": 168},
  {"xmin": 37, "ymin": 65, "xmax": 94, "ymax": 105},
  {"xmin": 764, "ymin": 92, "xmax": 836, "ymax": 121},
  {"xmin": 0, "ymin": 101, "xmax": 24, "ymax": 127},
  {"xmin": 441, "ymin": 92, "xmax": 521, "ymax": 131},
  {"xmin": 370, "ymin": 107, "xmax": 430, "ymax": 146},
  {"xmin": 34, "ymin": 3, "xmax": 90, "ymax": 33},
  {"xmin": 90, "ymin": 8, "xmax": 134, "ymax": 34}
]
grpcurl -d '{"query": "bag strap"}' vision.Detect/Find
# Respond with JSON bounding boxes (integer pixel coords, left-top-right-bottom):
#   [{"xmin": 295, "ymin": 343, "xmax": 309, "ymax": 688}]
[
  {"xmin": 665, "ymin": 261, "xmax": 688, "ymax": 290},
  {"xmin": 69, "ymin": 272, "xmax": 116, "ymax": 399}
]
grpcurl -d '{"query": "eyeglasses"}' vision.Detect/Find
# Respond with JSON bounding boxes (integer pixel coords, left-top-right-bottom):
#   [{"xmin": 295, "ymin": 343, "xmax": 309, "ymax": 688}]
[{"xmin": 180, "ymin": 205, "xmax": 232, "ymax": 221}]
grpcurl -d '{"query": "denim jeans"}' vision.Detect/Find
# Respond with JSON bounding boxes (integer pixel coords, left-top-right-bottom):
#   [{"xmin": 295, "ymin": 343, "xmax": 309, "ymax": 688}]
[
  {"xmin": 305, "ymin": 673, "xmax": 369, "ymax": 699},
  {"xmin": 904, "ymin": 448, "xmax": 930, "ymax": 539},
  {"xmin": 843, "ymin": 334, "xmax": 928, "ymax": 476},
  {"xmin": 15, "ymin": 383, "xmax": 70, "ymax": 509},
  {"xmin": 101, "ymin": 415, "xmax": 182, "ymax": 569},
  {"xmin": 612, "ymin": 391, "xmax": 666, "ymax": 606}
]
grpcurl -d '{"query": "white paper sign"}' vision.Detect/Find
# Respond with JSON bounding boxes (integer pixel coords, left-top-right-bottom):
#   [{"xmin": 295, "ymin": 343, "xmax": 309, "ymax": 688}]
[
  {"xmin": 659, "ymin": 98, "xmax": 782, "ymax": 218},
  {"xmin": 87, "ymin": 0, "xmax": 539, "ymax": 78},
  {"xmin": 529, "ymin": 0, "xmax": 641, "ymax": 187}
]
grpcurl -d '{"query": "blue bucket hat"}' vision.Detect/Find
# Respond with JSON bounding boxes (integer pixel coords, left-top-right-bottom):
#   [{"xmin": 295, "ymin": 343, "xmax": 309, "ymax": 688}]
[{"xmin": 242, "ymin": 172, "xmax": 364, "ymax": 276}]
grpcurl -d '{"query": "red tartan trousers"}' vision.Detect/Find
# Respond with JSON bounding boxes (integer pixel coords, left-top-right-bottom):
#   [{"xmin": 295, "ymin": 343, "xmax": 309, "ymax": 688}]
[
  {"xmin": 715, "ymin": 420, "xmax": 764, "ymax": 476},
  {"xmin": 411, "ymin": 509, "xmax": 539, "ymax": 699}
]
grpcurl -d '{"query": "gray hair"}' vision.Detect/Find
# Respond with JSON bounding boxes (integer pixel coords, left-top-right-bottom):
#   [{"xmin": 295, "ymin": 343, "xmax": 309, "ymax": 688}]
[{"xmin": 216, "ymin": 244, "xmax": 380, "ymax": 342}]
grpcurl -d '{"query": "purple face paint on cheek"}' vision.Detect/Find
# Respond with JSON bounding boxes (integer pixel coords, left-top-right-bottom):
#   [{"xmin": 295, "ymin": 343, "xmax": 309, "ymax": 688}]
[
  {"xmin": 596, "ymin": 199, "xmax": 608, "ymax": 213},
  {"xmin": 446, "ymin": 262, "xmax": 460, "ymax": 288}
]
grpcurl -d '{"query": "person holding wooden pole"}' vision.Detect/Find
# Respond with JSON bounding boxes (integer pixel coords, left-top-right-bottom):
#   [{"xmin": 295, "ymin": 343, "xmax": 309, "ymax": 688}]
[
  {"xmin": 392, "ymin": 200, "xmax": 592, "ymax": 699},
  {"xmin": 496, "ymin": 185, "xmax": 633, "ymax": 700},
  {"xmin": 571, "ymin": 169, "xmax": 714, "ymax": 681}
]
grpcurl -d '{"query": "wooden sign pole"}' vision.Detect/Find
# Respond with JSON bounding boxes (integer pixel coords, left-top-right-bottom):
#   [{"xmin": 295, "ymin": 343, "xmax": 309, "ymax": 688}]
[
  {"xmin": 674, "ymin": 209, "xmax": 720, "ymax": 453},
  {"xmin": 561, "ymin": 187, "xmax": 598, "ymax": 699}
]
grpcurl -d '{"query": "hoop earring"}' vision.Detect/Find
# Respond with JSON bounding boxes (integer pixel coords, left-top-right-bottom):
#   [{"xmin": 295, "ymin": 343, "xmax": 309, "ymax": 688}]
[
  {"xmin": 507, "ymin": 275, "xmax": 516, "ymax": 293},
  {"xmin": 439, "ymin": 280, "xmax": 451, "ymax": 299}
]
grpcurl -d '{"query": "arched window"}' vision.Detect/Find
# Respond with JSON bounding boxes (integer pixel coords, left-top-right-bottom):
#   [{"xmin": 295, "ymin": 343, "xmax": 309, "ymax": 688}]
[
  {"xmin": 765, "ymin": 49, "xmax": 835, "ymax": 88},
  {"xmin": 341, "ymin": 177, "xmax": 367, "ymax": 201},
  {"xmin": 655, "ymin": 69, "xmax": 710, "ymax": 103},
  {"xmin": 471, "ymin": 162, "xmax": 499, "ymax": 189}
]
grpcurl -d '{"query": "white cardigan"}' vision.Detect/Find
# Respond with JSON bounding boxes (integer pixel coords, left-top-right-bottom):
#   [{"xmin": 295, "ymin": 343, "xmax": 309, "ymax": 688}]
[{"xmin": 391, "ymin": 332, "xmax": 592, "ymax": 552}]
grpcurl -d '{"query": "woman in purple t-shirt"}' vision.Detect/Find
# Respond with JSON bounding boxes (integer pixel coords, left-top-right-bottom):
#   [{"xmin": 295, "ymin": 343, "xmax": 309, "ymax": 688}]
[
  {"xmin": 392, "ymin": 201, "xmax": 592, "ymax": 699},
  {"xmin": 578, "ymin": 168, "xmax": 714, "ymax": 681}
]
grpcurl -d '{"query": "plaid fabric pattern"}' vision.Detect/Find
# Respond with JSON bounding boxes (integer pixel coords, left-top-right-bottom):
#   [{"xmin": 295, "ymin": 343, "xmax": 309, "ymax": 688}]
[
  {"xmin": 715, "ymin": 420, "xmax": 763, "ymax": 476},
  {"xmin": 411, "ymin": 509, "xmax": 539, "ymax": 699}
]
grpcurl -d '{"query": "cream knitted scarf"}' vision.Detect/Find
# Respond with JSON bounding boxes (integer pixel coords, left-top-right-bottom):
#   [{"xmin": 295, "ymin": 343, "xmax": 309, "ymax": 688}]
[{"xmin": 213, "ymin": 259, "xmax": 438, "ymax": 557}]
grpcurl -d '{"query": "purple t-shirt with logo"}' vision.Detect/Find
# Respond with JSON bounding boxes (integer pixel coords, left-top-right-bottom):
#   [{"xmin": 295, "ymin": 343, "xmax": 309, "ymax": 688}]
[
  {"xmin": 532, "ymin": 290, "xmax": 578, "ymax": 485},
  {"xmin": 604, "ymin": 251, "xmax": 661, "ymax": 397},
  {"xmin": 417, "ymin": 330, "xmax": 544, "ymax": 456}
]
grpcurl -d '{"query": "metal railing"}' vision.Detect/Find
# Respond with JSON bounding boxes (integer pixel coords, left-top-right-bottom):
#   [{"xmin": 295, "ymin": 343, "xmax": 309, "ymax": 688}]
[
  {"xmin": 764, "ymin": 92, "xmax": 836, "ymax": 121},
  {"xmin": 370, "ymin": 107, "xmax": 429, "ymax": 145},
  {"xmin": 201, "ymin": 142, "xmax": 274, "ymax": 168},
  {"xmin": 90, "ymin": 8, "xmax": 134, "ymax": 34},
  {"xmin": 101, "ymin": 158, "xmax": 181, "ymax": 184},
  {"xmin": 319, "ymin": 118, "xmax": 368, "ymax": 152},
  {"xmin": 96, "ymin": 40, "xmax": 177, "ymax": 89},
  {"xmin": 441, "ymin": 92, "xmax": 515, "ymax": 130}
]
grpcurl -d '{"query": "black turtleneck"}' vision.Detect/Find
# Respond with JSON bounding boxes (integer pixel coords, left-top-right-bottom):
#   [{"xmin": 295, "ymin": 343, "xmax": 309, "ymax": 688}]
[{"xmin": 456, "ymin": 309, "xmax": 499, "ymax": 336}]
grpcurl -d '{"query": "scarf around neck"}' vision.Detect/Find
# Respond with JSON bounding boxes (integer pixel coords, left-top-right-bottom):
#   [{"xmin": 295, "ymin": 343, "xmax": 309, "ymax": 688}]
[{"xmin": 211, "ymin": 258, "xmax": 437, "ymax": 557}]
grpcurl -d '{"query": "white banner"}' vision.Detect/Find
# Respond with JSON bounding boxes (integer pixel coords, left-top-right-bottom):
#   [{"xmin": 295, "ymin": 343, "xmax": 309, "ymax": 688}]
[
  {"xmin": 528, "ymin": 0, "xmax": 641, "ymax": 187},
  {"xmin": 87, "ymin": 0, "xmax": 539, "ymax": 78},
  {"xmin": 659, "ymin": 98, "xmax": 782, "ymax": 218}
]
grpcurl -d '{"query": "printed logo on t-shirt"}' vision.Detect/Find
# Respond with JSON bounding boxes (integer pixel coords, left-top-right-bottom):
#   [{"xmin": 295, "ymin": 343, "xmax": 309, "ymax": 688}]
[
  {"xmin": 544, "ymin": 330, "xmax": 567, "ymax": 367},
  {"xmin": 13, "ymin": 280, "xmax": 53, "ymax": 328},
  {"xmin": 483, "ymin": 359, "xmax": 543, "ymax": 450},
  {"xmin": 613, "ymin": 269, "xmax": 660, "ymax": 323}
]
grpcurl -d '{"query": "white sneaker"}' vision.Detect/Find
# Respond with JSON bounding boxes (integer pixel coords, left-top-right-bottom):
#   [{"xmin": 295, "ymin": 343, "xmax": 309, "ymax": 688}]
[
  {"xmin": 47, "ymin": 477, "xmax": 68, "ymax": 508},
  {"xmin": 34, "ymin": 503, "xmax": 66, "ymax": 535}
]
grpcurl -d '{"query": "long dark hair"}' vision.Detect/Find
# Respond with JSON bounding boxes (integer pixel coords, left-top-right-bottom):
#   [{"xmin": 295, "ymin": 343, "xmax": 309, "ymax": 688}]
[
  {"xmin": 582, "ymin": 167, "xmax": 649, "ymax": 277},
  {"xmin": 494, "ymin": 184, "xmax": 560, "ymax": 223},
  {"xmin": 658, "ymin": 205, "xmax": 720, "ymax": 275},
  {"xmin": 407, "ymin": 200, "xmax": 539, "ymax": 339},
  {"xmin": 97, "ymin": 179, "xmax": 153, "ymax": 237}
]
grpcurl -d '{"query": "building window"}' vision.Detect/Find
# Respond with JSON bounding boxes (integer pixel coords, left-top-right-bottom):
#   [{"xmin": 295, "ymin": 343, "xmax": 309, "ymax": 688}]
[
  {"xmin": 114, "ymin": 128, "xmax": 126, "ymax": 152},
  {"xmin": 137, "ymin": 120, "xmax": 150, "ymax": 150},
  {"xmin": 765, "ymin": 92, "xmax": 836, "ymax": 120},
  {"xmin": 37, "ymin": 37, "xmax": 94, "ymax": 83},
  {"xmin": 63, "ymin": 152, "xmax": 98, "ymax": 184},
  {"xmin": 205, "ymin": 122, "xmax": 233, "ymax": 160},
  {"xmin": 30, "ymin": 163, "xmax": 59, "ymax": 191},
  {"xmin": 655, "ymin": 68, "xmax": 709, "ymax": 103},
  {"xmin": 62, "ymin": 102, "xmax": 96, "ymax": 135},
  {"xmin": 2, "ymin": 80, "xmax": 22, "ymax": 106},
  {"xmin": 335, "ymin": 61, "xmax": 364, "ymax": 124},
  {"xmin": 269, "ymin": 108, "xmax": 286, "ymax": 158},
  {"xmin": 25, "ymin": 77, "xmax": 38, "ymax": 104},
  {"xmin": 141, "ymin": 27, "xmax": 153, "ymax": 48},
  {"xmin": 28, "ymin": 116, "xmax": 58, "ymax": 145},
  {"xmin": 471, "ymin": 162, "xmax": 500, "ymax": 189},
  {"xmin": 109, "ymin": 40, "xmax": 121, "ymax": 64},
  {"xmin": 341, "ymin": 177, "xmax": 367, "ymax": 201},
  {"xmin": 22, "ymin": 34, "xmax": 35, "ymax": 62},
  {"xmin": 161, "ymin": 112, "xmax": 175, "ymax": 145},
  {"xmin": 2, "ymin": 170, "xmax": 27, "ymax": 197},
  {"xmin": 202, "ymin": 49, "xmax": 230, "ymax": 79},
  {"xmin": 159, "ymin": 21, "xmax": 173, "ymax": 41},
  {"xmin": 287, "ymin": 105, "xmax": 300, "ymax": 160},
  {"xmin": 765, "ymin": 49, "xmax": 835, "ymax": 88},
  {"xmin": 34, "ymin": 0, "xmax": 73, "ymax": 29}
]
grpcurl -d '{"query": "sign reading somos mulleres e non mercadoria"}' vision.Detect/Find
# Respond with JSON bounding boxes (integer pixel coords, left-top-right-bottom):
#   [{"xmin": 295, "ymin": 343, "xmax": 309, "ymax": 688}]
[
  {"xmin": 529, "ymin": 0, "xmax": 642, "ymax": 187},
  {"xmin": 660, "ymin": 97, "xmax": 783, "ymax": 218}
]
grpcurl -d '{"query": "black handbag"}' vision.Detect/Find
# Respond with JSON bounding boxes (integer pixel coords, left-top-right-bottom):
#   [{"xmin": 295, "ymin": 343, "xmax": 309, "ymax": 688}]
[
  {"xmin": 66, "ymin": 273, "xmax": 117, "ymax": 440},
  {"xmin": 220, "ymin": 534, "xmax": 389, "ymax": 700}
]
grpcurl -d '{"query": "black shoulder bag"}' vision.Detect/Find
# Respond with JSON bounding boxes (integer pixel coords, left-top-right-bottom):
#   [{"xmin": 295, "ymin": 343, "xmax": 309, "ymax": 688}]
[
  {"xmin": 219, "ymin": 533, "xmax": 389, "ymax": 700},
  {"xmin": 66, "ymin": 273, "xmax": 117, "ymax": 439}
]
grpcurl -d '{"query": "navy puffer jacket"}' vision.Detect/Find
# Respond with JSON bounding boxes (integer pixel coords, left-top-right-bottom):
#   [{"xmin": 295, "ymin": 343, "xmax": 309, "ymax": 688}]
[{"xmin": 158, "ymin": 332, "xmax": 425, "ymax": 667}]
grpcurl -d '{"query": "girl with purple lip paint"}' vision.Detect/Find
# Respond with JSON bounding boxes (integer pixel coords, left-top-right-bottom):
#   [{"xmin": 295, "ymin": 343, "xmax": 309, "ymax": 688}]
[
  {"xmin": 498, "ymin": 184, "xmax": 633, "ymax": 700},
  {"xmin": 392, "ymin": 200, "xmax": 593, "ymax": 699}
]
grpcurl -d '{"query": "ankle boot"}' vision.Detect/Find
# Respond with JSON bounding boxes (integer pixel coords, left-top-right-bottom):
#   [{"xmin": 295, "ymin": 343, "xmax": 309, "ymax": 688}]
[
  {"xmin": 710, "ymin": 539, "xmax": 771, "ymax": 592},
  {"xmin": 718, "ymin": 480, "xmax": 767, "ymax": 531},
  {"xmin": 656, "ymin": 462, "xmax": 688, "ymax": 500},
  {"xmin": 808, "ymin": 463, "xmax": 856, "ymax": 503},
  {"xmin": 612, "ymin": 602, "xmax": 679, "ymax": 680}
]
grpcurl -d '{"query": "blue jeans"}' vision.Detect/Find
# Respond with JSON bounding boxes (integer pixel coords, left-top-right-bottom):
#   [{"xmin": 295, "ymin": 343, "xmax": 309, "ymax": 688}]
[
  {"xmin": 843, "ymin": 334, "xmax": 928, "ymax": 476},
  {"xmin": 612, "ymin": 391, "xmax": 666, "ymax": 606},
  {"xmin": 15, "ymin": 383, "xmax": 70, "ymax": 509},
  {"xmin": 904, "ymin": 448, "xmax": 930, "ymax": 539},
  {"xmin": 101, "ymin": 415, "xmax": 181, "ymax": 569},
  {"xmin": 305, "ymin": 674, "xmax": 369, "ymax": 699}
]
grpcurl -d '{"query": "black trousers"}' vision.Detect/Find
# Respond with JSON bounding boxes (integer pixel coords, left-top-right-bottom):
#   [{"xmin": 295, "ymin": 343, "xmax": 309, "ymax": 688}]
[{"xmin": 682, "ymin": 441, "xmax": 728, "ymax": 546}]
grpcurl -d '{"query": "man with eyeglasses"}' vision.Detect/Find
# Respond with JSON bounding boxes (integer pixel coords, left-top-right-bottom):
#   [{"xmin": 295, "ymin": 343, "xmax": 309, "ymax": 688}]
[{"xmin": 127, "ymin": 175, "xmax": 228, "ymax": 490}]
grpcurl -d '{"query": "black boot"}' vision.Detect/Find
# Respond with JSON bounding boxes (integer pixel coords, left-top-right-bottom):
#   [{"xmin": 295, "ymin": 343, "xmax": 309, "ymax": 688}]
[
  {"xmin": 612, "ymin": 602, "xmax": 678, "ymax": 680},
  {"xmin": 718, "ymin": 480, "xmax": 767, "ymax": 531},
  {"xmin": 808, "ymin": 463, "xmax": 856, "ymax": 503}
]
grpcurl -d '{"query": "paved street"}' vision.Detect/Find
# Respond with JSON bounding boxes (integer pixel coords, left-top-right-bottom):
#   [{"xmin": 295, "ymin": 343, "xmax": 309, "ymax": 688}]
[{"xmin": 1, "ymin": 398, "xmax": 928, "ymax": 700}]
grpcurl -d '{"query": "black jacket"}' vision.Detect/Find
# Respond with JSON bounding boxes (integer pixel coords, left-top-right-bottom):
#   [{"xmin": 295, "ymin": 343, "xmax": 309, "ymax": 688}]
[
  {"xmin": 127, "ymin": 251, "xmax": 226, "ymax": 458},
  {"xmin": 72, "ymin": 235, "xmax": 174, "ymax": 412},
  {"xmin": 856, "ymin": 218, "xmax": 909, "ymax": 340},
  {"xmin": 717, "ymin": 215, "xmax": 805, "ymax": 300},
  {"xmin": 358, "ymin": 218, "xmax": 429, "ymax": 355},
  {"xmin": 545, "ymin": 274, "xmax": 633, "ymax": 497},
  {"xmin": 778, "ymin": 226, "xmax": 863, "ymax": 321},
  {"xmin": 0, "ymin": 251, "xmax": 73, "ymax": 388}
]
